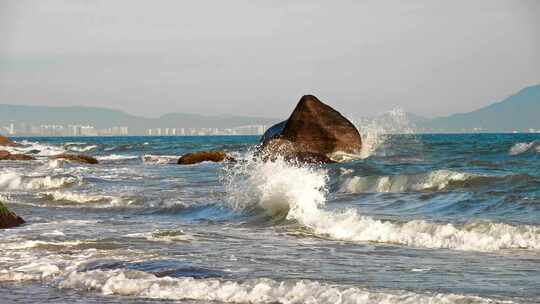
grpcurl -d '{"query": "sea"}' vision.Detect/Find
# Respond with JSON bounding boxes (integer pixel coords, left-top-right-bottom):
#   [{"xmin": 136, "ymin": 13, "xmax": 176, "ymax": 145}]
[{"xmin": 1, "ymin": 131, "xmax": 540, "ymax": 304}]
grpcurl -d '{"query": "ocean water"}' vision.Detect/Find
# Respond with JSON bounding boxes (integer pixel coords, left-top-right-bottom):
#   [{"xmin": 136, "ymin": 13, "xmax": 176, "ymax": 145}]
[{"xmin": 1, "ymin": 133, "xmax": 540, "ymax": 304}]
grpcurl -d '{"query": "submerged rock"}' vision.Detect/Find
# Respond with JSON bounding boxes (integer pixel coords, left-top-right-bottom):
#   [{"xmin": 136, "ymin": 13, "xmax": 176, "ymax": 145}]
[
  {"xmin": 0, "ymin": 150, "xmax": 36, "ymax": 161},
  {"xmin": 178, "ymin": 151, "xmax": 234, "ymax": 165},
  {"xmin": 0, "ymin": 135, "xmax": 16, "ymax": 147},
  {"xmin": 53, "ymin": 154, "xmax": 99, "ymax": 164},
  {"xmin": 0, "ymin": 201, "xmax": 25, "ymax": 229},
  {"xmin": 260, "ymin": 95, "xmax": 362, "ymax": 163}
]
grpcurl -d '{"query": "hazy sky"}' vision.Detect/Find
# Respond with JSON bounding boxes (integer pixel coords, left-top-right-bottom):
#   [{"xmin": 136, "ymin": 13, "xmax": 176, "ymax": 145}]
[{"xmin": 0, "ymin": 0, "xmax": 539, "ymax": 118}]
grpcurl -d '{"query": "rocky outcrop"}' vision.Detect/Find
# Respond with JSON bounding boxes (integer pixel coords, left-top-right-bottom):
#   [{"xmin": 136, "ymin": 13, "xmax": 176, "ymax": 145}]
[
  {"xmin": 0, "ymin": 201, "xmax": 25, "ymax": 229},
  {"xmin": 260, "ymin": 95, "xmax": 362, "ymax": 163},
  {"xmin": 0, "ymin": 135, "xmax": 16, "ymax": 147},
  {"xmin": 53, "ymin": 154, "xmax": 99, "ymax": 164},
  {"xmin": 0, "ymin": 150, "xmax": 36, "ymax": 161},
  {"xmin": 178, "ymin": 151, "xmax": 234, "ymax": 165}
]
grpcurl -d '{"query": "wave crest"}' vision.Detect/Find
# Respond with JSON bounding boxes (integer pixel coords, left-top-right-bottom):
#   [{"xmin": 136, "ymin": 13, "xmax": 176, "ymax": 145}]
[
  {"xmin": 509, "ymin": 141, "xmax": 540, "ymax": 155},
  {"xmin": 339, "ymin": 170, "xmax": 476, "ymax": 193},
  {"xmin": 0, "ymin": 172, "xmax": 80, "ymax": 190},
  {"xmin": 57, "ymin": 269, "xmax": 500, "ymax": 304},
  {"xmin": 224, "ymin": 155, "xmax": 540, "ymax": 252}
]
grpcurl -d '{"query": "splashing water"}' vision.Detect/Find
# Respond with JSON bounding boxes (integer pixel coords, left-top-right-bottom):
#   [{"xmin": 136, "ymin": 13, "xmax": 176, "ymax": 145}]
[
  {"xmin": 351, "ymin": 108, "xmax": 416, "ymax": 159},
  {"xmin": 509, "ymin": 141, "xmax": 539, "ymax": 155},
  {"xmin": 224, "ymin": 154, "xmax": 540, "ymax": 252}
]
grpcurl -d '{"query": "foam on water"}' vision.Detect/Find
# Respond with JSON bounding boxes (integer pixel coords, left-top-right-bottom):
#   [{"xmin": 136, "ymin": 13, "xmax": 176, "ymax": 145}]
[
  {"xmin": 5, "ymin": 140, "xmax": 65, "ymax": 156},
  {"xmin": 0, "ymin": 171, "xmax": 80, "ymax": 190},
  {"xmin": 97, "ymin": 154, "xmax": 139, "ymax": 162},
  {"xmin": 353, "ymin": 108, "xmax": 416, "ymax": 159},
  {"xmin": 509, "ymin": 141, "xmax": 539, "ymax": 155},
  {"xmin": 142, "ymin": 154, "xmax": 179, "ymax": 164},
  {"xmin": 125, "ymin": 230, "xmax": 195, "ymax": 243},
  {"xmin": 0, "ymin": 237, "xmax": 504, "ymax": 304},
  {"xmin": 339, "ymin": 170, "xmax": 476, "ymax": 193},
  {"xmin": 39, "ymin": 191, "xmax": 138, "ymax": 208},
  {"xmin": 58, "ymin": 269, "xmax": 504, "ymax": 304},
  {"xmin": 46, "ymin": 159, "xmax": 65, "ymax": 169},
  {"xmin": 225, "ymin": 156, "xmax": 540, "ymax": 252},
  {"xmin": 0, "ymin": 231, "xmax": 507, "ymax": 304},
  {"xmin": 66, "ymin": 144, "xmax": 97, "ymax": 153}
]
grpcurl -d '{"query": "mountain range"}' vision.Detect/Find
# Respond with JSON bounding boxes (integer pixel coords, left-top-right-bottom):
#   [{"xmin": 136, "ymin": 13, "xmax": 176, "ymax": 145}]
[
  {"xmin": 420, "ymin": 84, "xmax": 540, "ymax": 132},
  {"xmin": 0, "ymin": 83, "xmax": 538, "ymax": 134}
]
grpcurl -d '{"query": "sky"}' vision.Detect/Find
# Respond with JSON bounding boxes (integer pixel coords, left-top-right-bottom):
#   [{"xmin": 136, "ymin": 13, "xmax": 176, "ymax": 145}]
[{"xmin": 0, "ymin": 0, "xmax": 539, "ymax": 119}]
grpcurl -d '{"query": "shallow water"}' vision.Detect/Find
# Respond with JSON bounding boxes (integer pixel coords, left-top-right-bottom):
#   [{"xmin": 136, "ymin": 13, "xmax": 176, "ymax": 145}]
[{"xmin": 1, "ymin": 134, "xmax": 539, "ymax": 303}]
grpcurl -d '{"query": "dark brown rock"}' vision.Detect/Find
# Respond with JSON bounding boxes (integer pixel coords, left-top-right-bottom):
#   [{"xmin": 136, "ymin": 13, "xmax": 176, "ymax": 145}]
[
  {"xmin": 53, "ymin": 154, "xmax": 99, "ymax": 164},
  {"xmin": 260, "ymin": 95, "xmax": 362, "ymax": 162},
  {"xmin": 0, "ymin": 201, "xmax": 25, "ymax": 229},
  {"xmin": 0, "ymin": 135, "xmax": 16, "ymax": 147},
  {"xmin": 0, "ymin": 150, "xmax": 36, "ymax": 161},
  {"xmin": 178, "ymin": 151, "xmax": 234, "ymax": 165}
]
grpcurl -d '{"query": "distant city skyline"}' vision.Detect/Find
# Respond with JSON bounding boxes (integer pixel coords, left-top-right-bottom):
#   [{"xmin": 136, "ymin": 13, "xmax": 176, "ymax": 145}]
[{"xmin": 1, "ymin": 1, "xmax": 539, "ymax": 118}]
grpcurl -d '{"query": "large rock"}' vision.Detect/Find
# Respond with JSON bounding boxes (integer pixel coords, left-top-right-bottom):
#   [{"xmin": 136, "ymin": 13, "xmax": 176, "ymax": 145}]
[
  {"xmin": 53, "ymin": 154, "xmax": 99, "ymax": 164},
  {"xmin": 0, "ymin": 150, "xmax": 35, "ymax": 161},
  {"xmin": 0, "ymin": 135, "xmax": 16, "ymax": 147},
  {"xmin": 0, "ymin": 201, "xmax": 25, "ymax": 229},
  {"xmin": 178, "ymin": 151, "xmax": 233, "ymax": 165},
  {"xmin": 260, "ymin": 95, "xmax": 362, "ymax": 162}
]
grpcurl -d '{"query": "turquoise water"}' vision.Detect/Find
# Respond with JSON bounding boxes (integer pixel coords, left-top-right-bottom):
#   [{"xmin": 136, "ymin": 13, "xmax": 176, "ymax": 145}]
[{"xmin": 1, "ymin": 134, "xmax": 539, "ymax": 303}]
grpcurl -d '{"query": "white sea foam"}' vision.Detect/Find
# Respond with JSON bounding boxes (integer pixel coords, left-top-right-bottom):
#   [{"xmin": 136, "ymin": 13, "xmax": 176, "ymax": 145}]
[
  {"xmin": 224, "ymin": 156, "xmax": 540, "ymax": 252},
  {"xmin": 41, "ymin": 191, "xmax": 135, "ymax": 207},
  {"xmin": 57, "ymin": 269, "xmax": 501, "ymax": 304},
  {"xmin": 353, "ymin": 108, "xmax": 416, "ymax": 159},
  {"xmin": 142, "ymin": 154, "xmax": 178, "ymax": 164},
  {"xmin": 66, "ymin": 145, "xmax": 97, "ymax": 152},
  {"xmin": 0, "ymin": 243, "xmax": 503, "ymax": 304},
  {"xmin": 6, "ymin": 140, "xmax": 65, "ymax": 156},
  {"xmin": 0, "ymin": 171, "xmax": 80, "ymax": 190},
  {"xmin": 509, "ymin": 141, "xmax": 539, "ymax": 155},
  {"xmin": 46, "ymin": 159, "xmax": 65, "ymax": 169},
  {"xmin": 125, "ymin": 230, "xmax": 195, "ymax": 243},
  {"xmin": 0, "ymin": 240, "xmax": 85, "ymax": 250},
  {"xmin": 340, "ymin": 170, "xmax": 475, "ymax": 193},
  {"xmin": 96, "ymin": 154, "xmax": 139, "ymax": 161}
]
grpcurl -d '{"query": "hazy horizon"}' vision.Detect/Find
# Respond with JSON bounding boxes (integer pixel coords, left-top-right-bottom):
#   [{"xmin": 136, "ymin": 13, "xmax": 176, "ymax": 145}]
[{"xmin": 1, "ymin": 0, "xmax": 539, "ymax": 119}]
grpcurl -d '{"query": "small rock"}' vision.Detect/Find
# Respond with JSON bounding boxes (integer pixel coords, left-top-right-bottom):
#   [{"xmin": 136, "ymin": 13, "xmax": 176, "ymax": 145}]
[
  {"xmin": 178, "ymin": 151, "xmax": 234, "ymax": 165},
  {"xmin": 0, "ymin": 150, "xmax": 36, "ymax": 161},
  {"xmin": 0, "ymin": 201, "xmax": 25, "ymax": 229},
  {"xmin": 0, "ymin": 135, "xmax": 16, "ymax": 147},
  {"xmin": 53, "ymin": 154, "xmax": 99, "ymax": 164}
]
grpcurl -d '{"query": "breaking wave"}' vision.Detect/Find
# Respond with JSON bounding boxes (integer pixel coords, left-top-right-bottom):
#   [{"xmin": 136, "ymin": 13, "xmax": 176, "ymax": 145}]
[
  {"xmin": 224, "ymin": 156, "xmax": 540, "ymax": 252},
  {"xmin": 0, "ymin": 171, "xmax": 80, "ymax": 190},
  {"xmin": 58, "ymin": 270, "xmax": 501, "ymax": 304},
  {"xmin": 5, "ymin": 140, "xmax": 65, "ymax": 156},
  {"xmin": 142, "ymin": 154, "xmax": 179, "ymax": 164},
  {"xmin": 353, "ymin": 108, "xmax": 417, "ymax": 159},
  {"xmin": 96, "ymin": 154, "xmax": 139, "ymax": 162},
  {"xmin": 125, "ymin": 229, "xmax": 196, "ymax": 243},
  {"xmin": 0, "ymin": 238, "xmax": 506, "ymax": 304},
  {"xmin": 339, "ymin": 170, "xmax": 477, "ymax": 193},
  {"xmin": 509, "ymin": 141, "xmax": 540, "ymax": 155},
  {"xmin": 65, "ymin": 144, "xmax": 97, "ymax": 153}
]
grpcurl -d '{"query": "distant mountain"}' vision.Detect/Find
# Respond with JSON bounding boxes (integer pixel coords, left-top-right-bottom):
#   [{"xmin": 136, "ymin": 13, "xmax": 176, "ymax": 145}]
[
  {"xmin": 0, "ymin": 104, "xmax": 279, "ymax": 134},
  {"xmin": 422, "ymin": 84, "xmax": 540, "ymax": 132}
]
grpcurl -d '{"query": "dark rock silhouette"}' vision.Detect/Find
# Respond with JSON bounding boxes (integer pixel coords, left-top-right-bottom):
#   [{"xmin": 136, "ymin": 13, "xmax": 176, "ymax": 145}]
[
  {"xmin": 260, "ymin": 95, "xmax": 362, "ymax": 163},
  {"xmin": 178, "ymin": 151, "xmax": 233, "ymax": 165},
  {"xmin": 53, "ymin": 154, "xmax": 99, "ymax": 164},
  {"xmin": 0, "ymin": 201, "xmax": 25, "ymax": 229}
]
